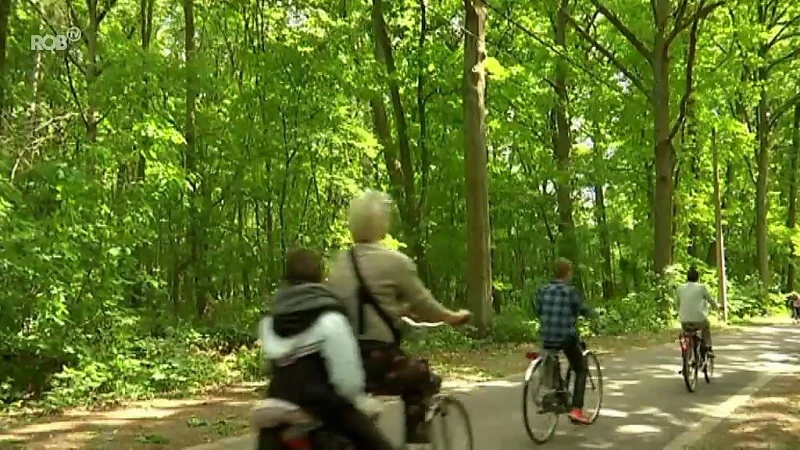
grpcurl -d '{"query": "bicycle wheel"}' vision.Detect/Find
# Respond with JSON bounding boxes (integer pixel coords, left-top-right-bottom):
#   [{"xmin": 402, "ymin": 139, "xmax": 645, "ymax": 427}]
[
  {"xmin": 682, "ymin": 345, "xmax": 698, "ymax": 393},
  {"xmin": 582, "ymin": 352, "xmax": 603, "ymax": 423},
  {"xmin": 704, "ymin": 354, "xmax": 714, "ymax": 383},
  {"xmin": 430, "ymin": 395, "xmax": 473, "ymax": 450},
  {"xmin": 522, "ymin": 360, "xmax": 559, "ymax": 444}
]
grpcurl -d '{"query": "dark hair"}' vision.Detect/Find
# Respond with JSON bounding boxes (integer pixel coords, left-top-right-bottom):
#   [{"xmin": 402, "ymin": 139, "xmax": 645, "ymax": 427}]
[
  {"xmin": 687, "ymin": 266, "xmax": 700, "ymax": 282},
  {"xmin": 284, "ymin": 248, "xmax": 323, "ymax": 285},
  {"xmin": 554, "ymin": 257, "xmax": 573, "ymax": 279}
]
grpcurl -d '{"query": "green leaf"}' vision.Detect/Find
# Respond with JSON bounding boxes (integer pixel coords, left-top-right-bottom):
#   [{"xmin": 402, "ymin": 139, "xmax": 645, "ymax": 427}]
[{"xmin": 484, "ymin": 57, "xmax": 508, "ymax": 80}]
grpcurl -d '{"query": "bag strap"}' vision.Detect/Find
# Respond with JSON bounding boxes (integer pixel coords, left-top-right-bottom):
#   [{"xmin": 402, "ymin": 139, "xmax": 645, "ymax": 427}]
[{"xmin": 349, "ymin": 248, "xmax": 401, "ymax": 344}]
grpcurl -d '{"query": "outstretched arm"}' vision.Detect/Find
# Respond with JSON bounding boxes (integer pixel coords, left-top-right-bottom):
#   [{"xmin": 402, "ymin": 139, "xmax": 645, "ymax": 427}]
[
  {"xmin": 397, "ymin": 254, "xmax": 455, "ymax": 322},
  {"xmin": 572, "ymin": 288, "xmax": 596, "ymax": 318},
  {"xmin": 704, "ymin": 285, "xmax": 718, "ymax": 310}
]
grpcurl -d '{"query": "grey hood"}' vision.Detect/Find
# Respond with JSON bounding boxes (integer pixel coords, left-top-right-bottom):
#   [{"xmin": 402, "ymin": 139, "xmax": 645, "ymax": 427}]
[{"xmin": 269, "ymin": 283, "xmax": 348, "ymax": 337}]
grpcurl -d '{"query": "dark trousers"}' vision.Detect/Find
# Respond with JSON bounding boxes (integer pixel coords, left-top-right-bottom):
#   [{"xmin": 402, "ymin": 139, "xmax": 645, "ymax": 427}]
[
  {"xmin": 682, "ymin": 320, "xmax": 712, "ymax": 348},
  {"xmin": 256, "ymin": 405, "xmax": 396, "ymax": 450},
  {"xmin": 545, "ymin": 337, "xmax": 587, "ymax": 409},
  {"xmin": 793, "ymin": 307, "xmax": 800, "ymax": 320},
  {"xmin": 359, "ymin": 341, "xmax": 442, "ymax": 444}
]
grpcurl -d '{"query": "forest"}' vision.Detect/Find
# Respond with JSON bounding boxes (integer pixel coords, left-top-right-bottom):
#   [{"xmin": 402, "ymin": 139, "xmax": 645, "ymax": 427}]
[{"xmin": 0, "ymin": 0, "xmax": 798, "ymax": 410}]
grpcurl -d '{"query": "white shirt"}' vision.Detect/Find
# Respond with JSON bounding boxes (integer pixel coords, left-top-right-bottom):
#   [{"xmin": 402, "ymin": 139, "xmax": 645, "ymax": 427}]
[
  {"xmin": 258, "ymin": 312, "xmax": 365, "ymax": 403},
  {"xmin": 677, "ymin": 282, "xmax": 714, "ymax": 323}
]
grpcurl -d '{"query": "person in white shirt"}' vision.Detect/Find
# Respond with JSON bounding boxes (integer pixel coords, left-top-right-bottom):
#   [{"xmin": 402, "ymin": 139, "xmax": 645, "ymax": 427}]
[
  {"xmin": 676, "ymin": 266, "xmax": 717, "ymax": 356},
  {"xmin": 258, "ymin": 248, "xmax": 396, "ymax": 450}
]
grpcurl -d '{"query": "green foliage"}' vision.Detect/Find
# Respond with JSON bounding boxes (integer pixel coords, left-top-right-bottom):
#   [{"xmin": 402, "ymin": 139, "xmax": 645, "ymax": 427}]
[
  {"xmin": 2, "ymin": 329, "xmax": 262, "ymax": 412},
  {"xmin": 1, "ymin": 0, "xmax": 798, "ymax": 410}
]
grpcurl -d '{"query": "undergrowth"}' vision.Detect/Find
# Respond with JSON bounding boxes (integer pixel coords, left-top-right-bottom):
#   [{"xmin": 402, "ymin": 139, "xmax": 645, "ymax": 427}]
[{"xmin": 0, "ymin": 263, "xmax": 787, "ymax": 414}]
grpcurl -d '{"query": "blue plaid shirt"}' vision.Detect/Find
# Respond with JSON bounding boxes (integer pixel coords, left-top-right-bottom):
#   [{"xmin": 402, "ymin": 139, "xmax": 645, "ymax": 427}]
[{"xmin": 536, "ymin": 280, "xmax": 592, "ymax": 348}]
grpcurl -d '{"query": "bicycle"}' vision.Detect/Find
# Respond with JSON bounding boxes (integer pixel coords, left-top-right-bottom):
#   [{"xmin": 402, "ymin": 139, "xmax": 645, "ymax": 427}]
[
  {"xmin": 394, "ymin": 318, "xmax": 475, "ymax": 450},
  {"xmin": 252, "ymin": 319, "xmax": 474, "ymax": 450},
  {"xmin": 678, "ymin": 328, "xmax": 713, "ymax": 392},
  {"xmin": 521, "ymin": 341, "xmax": 603, "ymax": 444},
  {"xmin": 252, "ymin": 392, "xmax": 472, "ymax": 450}
]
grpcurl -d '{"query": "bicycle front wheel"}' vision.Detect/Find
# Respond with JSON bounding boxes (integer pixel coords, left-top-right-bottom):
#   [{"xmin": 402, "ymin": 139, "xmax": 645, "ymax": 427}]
[
  {"xmin": 430, "ymin": 395, "xmax": 474, "ymax": 450},
  {"xmin": 522, "ymin": 360, "xmax": 559, "ymax": 444},
  {"xmin": 582, "ymin": 351, "xmax": 603, "ymax": 423}
]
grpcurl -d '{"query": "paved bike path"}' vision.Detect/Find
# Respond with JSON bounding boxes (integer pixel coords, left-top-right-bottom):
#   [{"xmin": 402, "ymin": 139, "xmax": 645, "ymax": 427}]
[{"xmin": 187, "ymin": 325, "xmax": 800, "ymax": 450}]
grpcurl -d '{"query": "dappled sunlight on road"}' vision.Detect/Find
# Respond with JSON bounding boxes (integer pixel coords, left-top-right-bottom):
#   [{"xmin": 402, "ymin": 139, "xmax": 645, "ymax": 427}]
[
  {"xmin": 174, "ymin": 325, "xmax": 800, "ymax": 450},
  {"xmin": 616, "ymin": 423, "xmax": 662, "ymax": 434}
]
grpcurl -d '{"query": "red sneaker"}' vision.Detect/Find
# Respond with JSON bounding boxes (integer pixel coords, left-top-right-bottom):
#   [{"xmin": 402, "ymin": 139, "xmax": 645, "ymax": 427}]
[{"xmin": 569, "ymin": 408, "xmax": 592, "ymax": 424}]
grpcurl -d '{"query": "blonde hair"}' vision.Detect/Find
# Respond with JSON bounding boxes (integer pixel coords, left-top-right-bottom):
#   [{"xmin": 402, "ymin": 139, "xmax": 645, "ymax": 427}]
[{"xmin": 349, "ymin": 190, "xmax": 392, "ymax": 243}]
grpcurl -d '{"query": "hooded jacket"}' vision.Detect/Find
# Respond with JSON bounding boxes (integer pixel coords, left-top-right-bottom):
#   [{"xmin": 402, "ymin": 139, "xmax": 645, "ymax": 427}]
[{"xmin": 259, "ymin": 283, "xmax": 365, "ymax": 404}]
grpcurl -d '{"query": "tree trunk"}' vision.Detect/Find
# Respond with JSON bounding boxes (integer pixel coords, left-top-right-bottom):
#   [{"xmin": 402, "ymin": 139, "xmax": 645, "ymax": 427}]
[
  {"xmin": 86, "ymin": 1, "xmax": 99, "ymax": 148},
  {"xmin": 239, "ymin": 199, "xmax": 251, "ymax": 300},
  {"xmin": 463, "ymin": 0, "xmax": 492, "ymax": 330},
  {"xmin": 651, "ymin": 1, "xmax": 673, "ymax": 274},
  {"xmin": 684, "ymin": 96, "xmax": 702, "ymax": 258},
  {"xmin": 416, "ymin": 0, "xmax": 430, "ymax": 282},
  {"xmin": 0, "ymin": 0, "xmax": 11, "ymax": 126},
  {"xmin": 755, "ymin": 84, "xmax": 770, "ymax": 288},
  {"xmin": 551, "ymin": 0, "xmax": 581, "ymax": 289},
  {"xmin": 593, "ymin": 137, "xmax": 614, "ymax": 299},
  {"xmin": 712, "ymin": 128, "xmax": 728, "ymax": 322},
  {"xmin": 370, "ymin": 0, "xmax": 422, "ymax": 263},
  {"xmin": 137, "ymin": 0, "xmax": 155, "ymax": 180},
  {"xmin": 787, "ymin": 104, "xmax": 800, "ymax": 292},
  {"xmin": 183, "ymin": 0, "xmax": 207, "ymax": 317}
]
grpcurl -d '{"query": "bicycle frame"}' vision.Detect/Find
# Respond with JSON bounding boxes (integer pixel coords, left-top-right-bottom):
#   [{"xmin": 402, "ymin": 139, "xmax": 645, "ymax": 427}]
[
  {"xmin": 679, "ymin": 331, "xmax": 704, "ymax": 359},
  {"xmin": 525, "ymin": 351, "xmax": 571, "ymax": 414}
]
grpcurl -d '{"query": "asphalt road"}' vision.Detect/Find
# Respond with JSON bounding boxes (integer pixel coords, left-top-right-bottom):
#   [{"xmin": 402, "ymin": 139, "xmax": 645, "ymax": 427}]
[{"xmin": 187, "ymin": 324, "xmax": 800, "ymax": 450}]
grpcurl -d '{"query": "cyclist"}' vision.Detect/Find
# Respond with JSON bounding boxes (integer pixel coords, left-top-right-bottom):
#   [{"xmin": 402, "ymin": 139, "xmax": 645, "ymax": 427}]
[
  {"xmin": 535, "ymin": 257, "xmax": 595, "ymax": 425},
  {"xmin": 327, "ymin": 190, "xmax": 471, "ymax": 448},
  {"xmin": 258, "ymin": 248, "xmax": 396, "ymax": 450},
  {"xmin": 676, "ymin": 266, "xmax": 716, "ymax": 357},
  {"xmin": 787, "ymin": 292, "xmax": 800, "ymax": 322}
]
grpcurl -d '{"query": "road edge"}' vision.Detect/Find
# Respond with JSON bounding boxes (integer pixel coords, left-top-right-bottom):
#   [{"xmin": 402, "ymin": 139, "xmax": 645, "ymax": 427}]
[{"xmin": 660, "ymin": 371, "xmax": 776, "ymax": 450}]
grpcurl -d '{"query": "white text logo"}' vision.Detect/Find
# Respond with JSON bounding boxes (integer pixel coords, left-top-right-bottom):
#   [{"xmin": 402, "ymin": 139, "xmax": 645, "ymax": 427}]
[{"xmin": 31, "ymin": 27, "xmax": 81, "ymax": 51}]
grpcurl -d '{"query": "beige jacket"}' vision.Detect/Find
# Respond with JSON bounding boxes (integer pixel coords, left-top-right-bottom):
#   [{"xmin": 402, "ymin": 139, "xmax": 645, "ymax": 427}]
[{"xmin": 327, "ymin": 243, "xmax": 451, "ymax": 343}]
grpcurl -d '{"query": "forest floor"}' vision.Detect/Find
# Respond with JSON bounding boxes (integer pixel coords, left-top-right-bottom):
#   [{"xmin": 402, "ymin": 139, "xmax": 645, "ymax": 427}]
[{"xmin": 0, "ymin": 317, "xmax": 793, "ymax": 450}]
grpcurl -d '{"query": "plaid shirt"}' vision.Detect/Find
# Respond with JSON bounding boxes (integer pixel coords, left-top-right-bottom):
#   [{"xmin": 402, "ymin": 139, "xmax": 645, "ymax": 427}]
[{"xmin": 536, "ymin": 280, "xmax": 591, "ymax": 348}]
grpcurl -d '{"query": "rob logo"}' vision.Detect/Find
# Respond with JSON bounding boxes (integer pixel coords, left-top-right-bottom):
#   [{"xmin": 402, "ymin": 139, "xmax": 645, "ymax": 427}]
[{"xmin": 31, "ymin": 27, "xmax": 81, "ymax": 51}]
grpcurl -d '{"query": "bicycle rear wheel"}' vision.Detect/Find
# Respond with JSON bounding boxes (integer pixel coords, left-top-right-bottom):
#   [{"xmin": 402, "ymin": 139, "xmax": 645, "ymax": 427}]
[
  {"xmin": 704, "ymin": 354, "xmax": 714, "ymax": 383},
  {"xmin": 522, "ymin": 360, "xmax": 559, "ymax": 444},
  {"xmin": 582, "ymin": 351, "xmax": 603, "ymax": 423},
  {"xmin": 430, "ymin": 395, "xmax": 473, "ymax": 450},
  {"xmin": 682, "ymin": 344, "xmax": 698, "ymax": 393}
]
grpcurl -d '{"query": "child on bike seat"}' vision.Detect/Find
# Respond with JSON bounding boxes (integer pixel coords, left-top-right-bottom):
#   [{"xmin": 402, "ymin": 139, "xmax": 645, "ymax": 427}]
[
  {"xmin": 535, "ymin": 258, "xmax": 596, "ymax": 425},
  {"xmin": 258, "ymin": 248, "xmax": 396, "ymax": 450},
  {"xmin": 676, "ymin": 266, "xmax": 716, "ymax": 357}
]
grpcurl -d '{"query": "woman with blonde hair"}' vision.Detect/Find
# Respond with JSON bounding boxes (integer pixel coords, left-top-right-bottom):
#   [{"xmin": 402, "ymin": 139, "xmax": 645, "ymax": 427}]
[{"xmin": 327, "ymin": 190, "xmax": 471, "ymax": 447}]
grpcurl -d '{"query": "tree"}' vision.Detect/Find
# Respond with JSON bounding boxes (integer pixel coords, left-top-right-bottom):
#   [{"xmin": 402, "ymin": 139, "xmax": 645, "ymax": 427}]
[
  {"xmin": 566, "ymin": 0, "xmax": 723, "ymax": 274},
  {"xmin": 463, "ymin": 0, "xmax": 493, "ymax": 330},
  {"xmin": 550, "ymin": 0, "xmax": 582, "ymax": 289}
]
